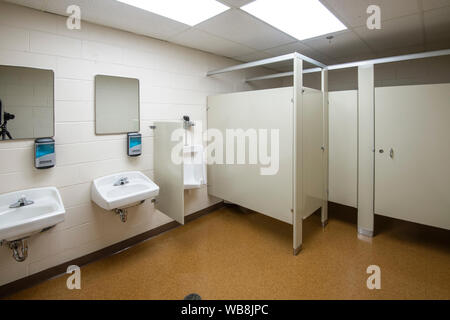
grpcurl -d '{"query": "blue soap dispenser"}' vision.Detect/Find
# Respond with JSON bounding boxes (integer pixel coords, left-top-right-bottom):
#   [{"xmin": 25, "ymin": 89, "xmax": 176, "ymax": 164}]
[
  {"xmin": 34, "ymin": 138, "xmax": 56, "ymax": 169},
  {"xmin": 127, "ymin": 132, "xmax": 142, "ymax": 157}
]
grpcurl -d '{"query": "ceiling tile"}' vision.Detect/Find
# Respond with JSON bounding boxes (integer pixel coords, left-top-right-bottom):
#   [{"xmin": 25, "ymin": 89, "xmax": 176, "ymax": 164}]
[
  {"xmin": 424, "ymin": 6, "xmax": 450, "ymax": 43},
  {"xmin": 425, "ymin": 40, "xmax": 450, "ymax": 51},
  {"xmin": 354, "ymin": 14, "xmax": 424, "ymax": 52},
  {"xmin": 264, "ymin": 41, "xmax": 313, "ymax": 56},
  {"xmin": 7, "ymin": 0, "xmax": 448, "ymax": 65},
  {"xmin": 14, "ymin": 0, "xmax": 191, "ymax": 41},
  {"xmin": 87, "ymin": 0, "xmax": 190, "ymax": 40},
  {"xmin": 196, "ymin": 9, "xmax": 296, "ymax": 50},
  {"xmin": 422, "ymin": 0, "xmax": 450, "ymax": 11},
  {"xmin": 169, "ymin": 28, "xmax": 255, "ymax": 58},
  {"xmin": 264, "ymin": 41, "xmax": 336, "ymax": 65},
  {"xmin": 233, "ymin": 50, "xmax": 272, "ymax": 62},
  {"xmin": 265, "ymin": 59, "xmax": 321, "ymax": 72},
  {"xmin": 302, "ymin": 30, "xmax": 372, "ymax": 59},
  {"xmin": 323, "ymin": 0, "xmax": 421, "ymax": 28},
  {"xmin": 5, "ymin": 0, "xmax": 45, "ymax": 10},
  {"xmin": 371, "ymin": 45, "xmax": 426, "ymax": 58},
  {"xmin": 271, "ymin": 64, "xmax": 293, "ymax": 72},
  {"xmin": 217, "ymin": 0, "xmax": 255, "ymax": 8},
  {"xmin": 333, "ymin": 52, "xmax": 377, "ymax": 64}
]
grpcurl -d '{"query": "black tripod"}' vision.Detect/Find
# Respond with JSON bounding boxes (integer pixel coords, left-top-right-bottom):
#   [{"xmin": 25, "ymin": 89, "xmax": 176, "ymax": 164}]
[{"xmin": 0, "ymin": 99, "xmax": 14, "ymax": 140}]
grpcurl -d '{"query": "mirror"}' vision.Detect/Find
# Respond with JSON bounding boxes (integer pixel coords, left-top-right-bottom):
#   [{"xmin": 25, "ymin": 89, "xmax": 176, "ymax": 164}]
[
  {"xmin": 0, "ymin": 65, "xmax": 54, "ymax": 140},
  {"xmin": 95, "ymin": 75, "xmax": 140, "ymax": 134}
]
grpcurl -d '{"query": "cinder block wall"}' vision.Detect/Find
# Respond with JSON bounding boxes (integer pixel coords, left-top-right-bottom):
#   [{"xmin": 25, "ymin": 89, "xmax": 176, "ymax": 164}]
[{"xmin": 0, "ymin": 2, "xmax": 281, "ymax": 286}]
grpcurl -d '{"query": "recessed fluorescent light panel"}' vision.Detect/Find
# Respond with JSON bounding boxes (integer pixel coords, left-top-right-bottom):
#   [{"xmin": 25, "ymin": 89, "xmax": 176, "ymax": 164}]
[
  {"xmin": 241, "ymin": 0, "xmax": 347, "ymax": 40},
  {"xmin": 116, "ymin": 0, "xmax": 229, "ymax": 26}
]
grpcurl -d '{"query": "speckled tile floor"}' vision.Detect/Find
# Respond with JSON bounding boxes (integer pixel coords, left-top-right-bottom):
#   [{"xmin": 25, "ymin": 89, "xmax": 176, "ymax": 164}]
[{"xmin": 4, "ymin": 205, "xmax": 450, "ymax": 300}]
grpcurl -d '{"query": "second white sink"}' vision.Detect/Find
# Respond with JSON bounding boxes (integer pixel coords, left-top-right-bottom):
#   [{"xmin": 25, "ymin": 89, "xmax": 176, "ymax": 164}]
[{"xmin": 91, "ymin": 171, "xmax": 159, "ymax": 211}]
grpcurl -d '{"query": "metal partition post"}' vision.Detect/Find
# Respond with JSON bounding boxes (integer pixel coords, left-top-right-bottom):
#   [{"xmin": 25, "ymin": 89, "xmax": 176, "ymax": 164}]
[
  {"xmin": 357, "ymin": 65, "xmax": 375, "ymax": 237},
  {"xmin": 321, "ymin": 69, "xmax": 329, "ymax": 227},
  {"xmin": 293, "ymin": 56, "xmax": 303, "ymax": 255}
]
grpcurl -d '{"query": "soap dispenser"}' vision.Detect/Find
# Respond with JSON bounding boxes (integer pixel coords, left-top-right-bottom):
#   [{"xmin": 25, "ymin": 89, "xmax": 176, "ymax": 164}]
[
  {"xmin": 34, "ymin": 138, "xmax": 56, "ymax": 169},
  {"xmin": 127, "ymin": 132, "xmax": 142, "ymax": 157}
]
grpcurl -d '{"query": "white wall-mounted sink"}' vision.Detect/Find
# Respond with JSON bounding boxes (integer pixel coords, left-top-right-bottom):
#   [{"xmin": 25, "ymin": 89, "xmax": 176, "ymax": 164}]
[
  {"xmin": 0, "ymin": 187, "xmax": 65, "ymax": 241},
  {"xmin": 91, "ymin": 171, "xmax": 159, "ymax": 211}
]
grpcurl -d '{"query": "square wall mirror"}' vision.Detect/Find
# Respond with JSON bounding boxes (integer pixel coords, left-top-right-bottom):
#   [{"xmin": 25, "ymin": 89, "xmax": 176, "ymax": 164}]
[
  {"xmin": 95, "ymin": 75, "xmax": 140, "ymax": 134},
  {"xmin": 0, "ymin": 65, "xmax": 54, "ymax": 141}
]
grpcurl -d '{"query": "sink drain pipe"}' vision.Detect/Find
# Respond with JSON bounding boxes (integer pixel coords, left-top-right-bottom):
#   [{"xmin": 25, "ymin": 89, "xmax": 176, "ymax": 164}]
[
  {"xmin": 113, "ymin": 200, "xmax": 146, "ymax": 223},
  {"xmin": 2, "ymin": 239, "xmax": 29, "ymax": 262},
  {"xmin": 115, "ymin": 208, "xmax": 128, "ymax": 223}
]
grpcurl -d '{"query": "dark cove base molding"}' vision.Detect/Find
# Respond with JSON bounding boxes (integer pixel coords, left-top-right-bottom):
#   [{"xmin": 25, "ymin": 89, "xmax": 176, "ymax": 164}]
[{"xmin": 0, "ymin": 202, "xmax": 225, "ymax": 298}]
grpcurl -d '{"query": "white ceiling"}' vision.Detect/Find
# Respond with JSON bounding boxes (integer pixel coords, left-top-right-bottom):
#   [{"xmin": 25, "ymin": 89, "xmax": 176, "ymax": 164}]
[{"xmin": 4, "ymin": 0, "xmax": 450, "ymax": 70}]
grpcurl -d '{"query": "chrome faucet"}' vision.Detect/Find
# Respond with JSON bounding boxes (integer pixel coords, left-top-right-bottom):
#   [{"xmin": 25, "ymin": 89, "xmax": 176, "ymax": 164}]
[
  {"xmin": 10, "ymin": 195, "xmax": 34, "ymax": 208},
  {"xmin": 114, "ymin": 177, "xmax": 129, "ymax": 186}
]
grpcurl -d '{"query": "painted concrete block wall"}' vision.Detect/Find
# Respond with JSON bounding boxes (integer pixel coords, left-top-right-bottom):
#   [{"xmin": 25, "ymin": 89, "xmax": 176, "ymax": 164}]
[{"xmin": 0, "ymin": 2, "xmax": 281, "ymax": 286}]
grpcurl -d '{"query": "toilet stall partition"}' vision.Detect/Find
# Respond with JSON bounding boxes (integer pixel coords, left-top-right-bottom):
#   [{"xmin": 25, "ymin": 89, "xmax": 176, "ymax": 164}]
[
  {"xmin": 153, "ymin": 121, "xmax": 185, "ymax": 225},
  {"xmin": 207, "ymin": 87, "xmax": 295, "ymax": 225},
  {"xmin": 206, "ymin": 54, "xmax": 329, "ymax": 255},
  {"xmin": 206, "ymin": 49, "xmax": 450, "ymax": 240}
]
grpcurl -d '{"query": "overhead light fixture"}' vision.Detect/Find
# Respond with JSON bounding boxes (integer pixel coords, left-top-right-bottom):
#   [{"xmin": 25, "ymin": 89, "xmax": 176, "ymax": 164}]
[
  {"xmin": 241, "ymin": 0, "xmax": 347, "ymax": 41},
  {"xmin": 116, "ymin": 0, "xmax": 229, "ymax": 26}
]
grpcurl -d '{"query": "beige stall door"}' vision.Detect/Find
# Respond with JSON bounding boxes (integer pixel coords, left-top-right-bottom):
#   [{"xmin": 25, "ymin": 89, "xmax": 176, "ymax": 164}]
[
  {"xmin": 302, "ymin": 88, "xmax": 324, "ymax": 218},
  {"xmin": 375, "ymin": 84, "xmax": 450, "ymax": 230},
  {"xmin": 328, "ymin": 90, "xmax": 358, "ymax": 208},
  {"xmin": 207, "ymin": 87, "xmax": 294, "ymax": 224}
]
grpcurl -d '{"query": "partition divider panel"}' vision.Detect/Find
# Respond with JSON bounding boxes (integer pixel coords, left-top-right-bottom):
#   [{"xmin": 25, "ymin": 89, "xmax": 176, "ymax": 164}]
[
  {"xmin": 206, "ymin": 52, "xmax": 329, "ymax": 254},
  {"xmin": 154, "ymin": 121, "xmax": 185, "ymax": 225},
  {"xmin": 207, "ymin": 87, "xmax": 294, "ymax": 225}
]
